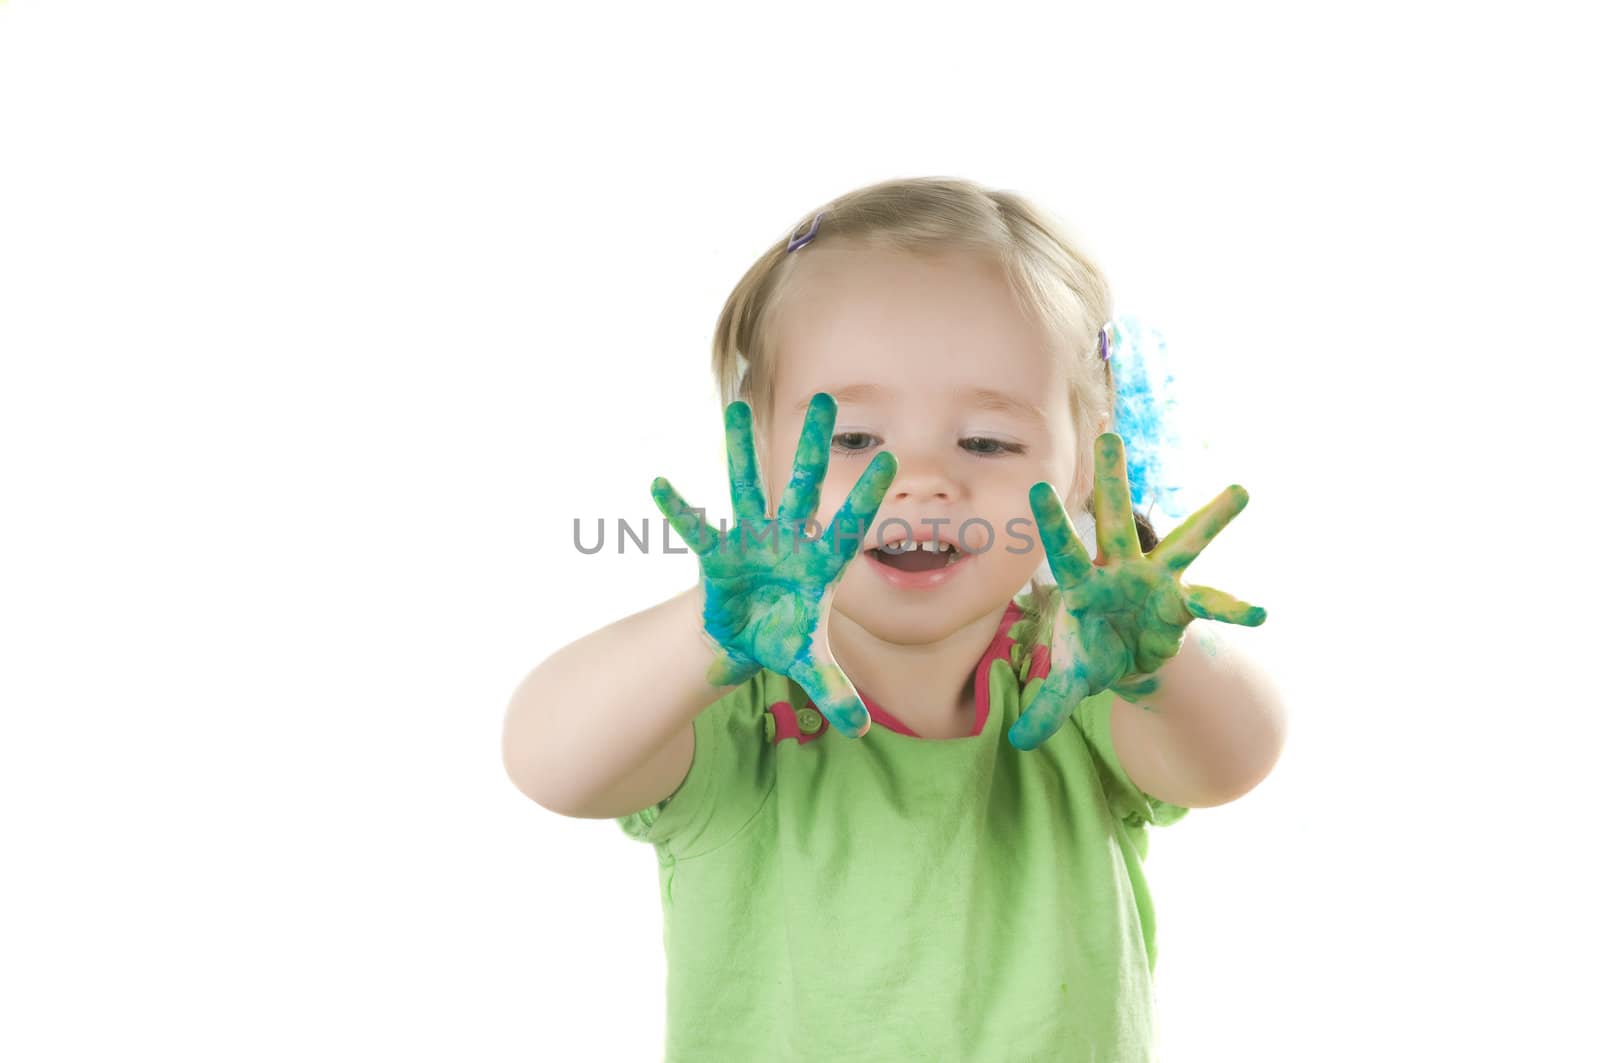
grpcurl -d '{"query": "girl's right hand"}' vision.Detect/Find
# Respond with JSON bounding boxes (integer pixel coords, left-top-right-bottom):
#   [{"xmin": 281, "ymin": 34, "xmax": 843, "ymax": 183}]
[{"xmin": 650, "ymin": 393, "xmax": 897, "ymax": 739}]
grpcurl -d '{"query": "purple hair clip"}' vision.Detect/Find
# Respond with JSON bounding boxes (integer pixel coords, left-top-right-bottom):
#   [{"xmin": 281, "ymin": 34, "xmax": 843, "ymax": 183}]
[
  {"xmin": 786, "ymin": 212, "xmax": 825, "ymax": 253},
  {"xmin": 1097, "ymin": 322, "xmax": 1114, "ymax": 361}
]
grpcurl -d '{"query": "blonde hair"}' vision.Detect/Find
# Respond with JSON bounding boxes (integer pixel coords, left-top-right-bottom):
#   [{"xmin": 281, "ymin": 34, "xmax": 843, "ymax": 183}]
[{"xmin": 708, "ymin": 175, "xmax": 1159, "ymax": 620}]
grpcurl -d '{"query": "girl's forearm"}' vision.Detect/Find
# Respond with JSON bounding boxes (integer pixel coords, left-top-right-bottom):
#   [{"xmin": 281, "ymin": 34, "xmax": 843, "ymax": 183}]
[
  {"xmin": 1113, "ymin": 622, "xmax": 1287, "ymax": 806},
  {"xmin": 501, "ymin": 582, "xmax": 731, "ymax": 816}
]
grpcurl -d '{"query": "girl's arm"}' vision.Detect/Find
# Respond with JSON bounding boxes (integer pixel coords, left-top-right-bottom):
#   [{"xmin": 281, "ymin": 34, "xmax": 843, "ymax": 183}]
[
  {"xmin": 1109, "ymin": 622, "xmax": 1287, "ymax": 807},
  {"xmin": 501, "ymin": 582, "xmax": 733, "ymax": 818}
]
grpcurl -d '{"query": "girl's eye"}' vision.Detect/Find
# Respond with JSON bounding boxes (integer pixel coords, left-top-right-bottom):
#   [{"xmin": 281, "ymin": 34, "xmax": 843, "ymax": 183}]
[
  {"xmin": 962, "ymin": 436, "xmax": 1027, "ymax": 457},
  {"xmin": 831, "ymin": 433, "xmax": 1027, "ymax": 456},
  {"xmin": 832, "ymin": 431, "xmax": 879, "ymax": 453}
]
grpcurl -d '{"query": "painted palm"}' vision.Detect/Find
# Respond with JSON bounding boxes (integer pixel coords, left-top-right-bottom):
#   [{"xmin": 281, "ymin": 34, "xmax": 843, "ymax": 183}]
[
  {"xmin": 1009, "ymin": 433, "xmax": 1267, "ymax": 752},
  {"xmin": 652, "ymin": 394, "xmax": 897, "ymax": 739}
]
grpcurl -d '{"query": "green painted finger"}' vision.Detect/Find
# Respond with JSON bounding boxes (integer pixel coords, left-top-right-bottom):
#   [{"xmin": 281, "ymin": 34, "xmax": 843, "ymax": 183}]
[
  {"xmin": 1029, "ymin": 481, "xmax": 1093, "ymax": 589},
  {"xmin": 1092, "ymin": 433, "xmax": 1142, "ymax": 563},
  {"xmin": 1009, "ymin": 664, "xmax": 1092, "ymax": 751},
  {"xmin": 1020, "ymin": 675, "xmax": 1047, "ymax": 713},
  {"xmin": 724, "ymin": 401, "xmax": 768, "ymax": 522},
  {"xmin": 650, "ymin": 476, "xmax": 717, "ymax": 556},
  {"xmin": 1149, "ymin": 484, "xmax": 1250, "ymax": 574},
  {"xmin": 777, "ymin": 393, "xmax": 836, "ymax": 524},
  {"xmin": 790, "ymin": 657, "xmax": 871, "ymax": 738},
  {"xmin": 823, "ymin": 450, "xmax": 898, "ymax": 573},
  {"xmin": 1185, "ymin": 584, "xmax": 1267, "ymax": 626}
]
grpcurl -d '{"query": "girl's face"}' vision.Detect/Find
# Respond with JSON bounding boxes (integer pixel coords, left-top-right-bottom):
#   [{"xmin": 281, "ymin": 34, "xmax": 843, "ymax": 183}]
[{"xmin": 762, "ymin": 244, "xmax": 1086, "ymax": 646}]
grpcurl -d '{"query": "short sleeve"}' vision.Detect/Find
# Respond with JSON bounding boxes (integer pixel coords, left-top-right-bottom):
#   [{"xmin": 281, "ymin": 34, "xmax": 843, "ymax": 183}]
[
  {"xmin": 614, "ymin": 668, "xmax": 775, "ymax": 860},
  {"xmin": 1070, "ymin": 689, "xmax": 1190, "ymax": 831}
]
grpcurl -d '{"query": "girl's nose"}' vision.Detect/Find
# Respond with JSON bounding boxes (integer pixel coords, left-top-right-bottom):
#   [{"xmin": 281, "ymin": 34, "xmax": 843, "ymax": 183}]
[{"xmin": 888, "ymin": 452, "xmax": 957, "ymax": 502}]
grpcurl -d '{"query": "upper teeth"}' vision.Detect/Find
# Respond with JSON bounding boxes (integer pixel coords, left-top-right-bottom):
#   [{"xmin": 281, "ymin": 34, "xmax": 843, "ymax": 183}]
[{"xmin": 884, "ymin": 540, "xmax": 954, "ymax": 554}]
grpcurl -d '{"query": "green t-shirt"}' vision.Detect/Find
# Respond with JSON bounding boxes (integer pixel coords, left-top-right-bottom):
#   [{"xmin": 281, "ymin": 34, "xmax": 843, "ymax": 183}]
[{"xmin": 617, "ymin": 593, "xmax": 1189, "ymax": 1062}]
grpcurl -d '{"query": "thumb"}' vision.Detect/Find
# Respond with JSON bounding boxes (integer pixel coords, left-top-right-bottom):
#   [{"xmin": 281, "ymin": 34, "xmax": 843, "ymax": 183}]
[
  {"xmin": 1010, "ymin": 615, "xmax": 1092, "ymax": 752},
  {"xmin": 789, "ymin": 649, "xmax": 871, "ymax": 739}
]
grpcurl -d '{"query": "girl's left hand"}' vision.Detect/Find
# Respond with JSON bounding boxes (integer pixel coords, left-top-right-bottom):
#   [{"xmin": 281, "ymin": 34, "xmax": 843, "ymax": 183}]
[{"xmin": 1008, "ymin": 433, "xmax": 1267, "ymax": 752}]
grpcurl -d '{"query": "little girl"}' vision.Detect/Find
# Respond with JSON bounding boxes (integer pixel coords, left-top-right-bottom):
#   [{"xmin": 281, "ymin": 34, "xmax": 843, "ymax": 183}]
[{"xmin": 503, "ymin": 176, "xmax": 1286, "ymax": 1061}]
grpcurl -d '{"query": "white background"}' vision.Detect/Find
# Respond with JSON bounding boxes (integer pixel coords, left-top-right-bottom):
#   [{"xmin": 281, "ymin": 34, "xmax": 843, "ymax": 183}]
[{"xmin": 3, "ymin": 1, "xmax": 1596, "ymax": 1059}]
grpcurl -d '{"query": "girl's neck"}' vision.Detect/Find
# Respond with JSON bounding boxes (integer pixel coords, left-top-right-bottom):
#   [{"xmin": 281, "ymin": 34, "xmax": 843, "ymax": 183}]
[{"xmin": 826, "ymin": 602, "xmax": 1009, "ymax": 739}]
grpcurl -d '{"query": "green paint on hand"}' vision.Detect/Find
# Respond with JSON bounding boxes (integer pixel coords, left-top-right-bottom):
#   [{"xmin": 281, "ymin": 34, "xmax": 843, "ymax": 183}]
[
  {"xmin": 1009, "ymin": 433, "xmax": 1268, "ymax": 751},
  {"xmin": 652, "ymin": 393, "xmax": 898, "ymax": 738}
]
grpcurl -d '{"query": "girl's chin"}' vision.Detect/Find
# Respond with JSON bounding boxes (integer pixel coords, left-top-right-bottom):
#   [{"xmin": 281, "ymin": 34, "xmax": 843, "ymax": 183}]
[{"xmin": 832, "ymin": 610, "xmax": 970, "ymax": 649}]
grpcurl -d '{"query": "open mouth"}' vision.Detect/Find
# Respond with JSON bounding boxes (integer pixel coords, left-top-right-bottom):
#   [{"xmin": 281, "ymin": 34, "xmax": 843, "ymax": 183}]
[{"xmin": 867, "ymin": 540, "xmax": 964, "ymax": 572}]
